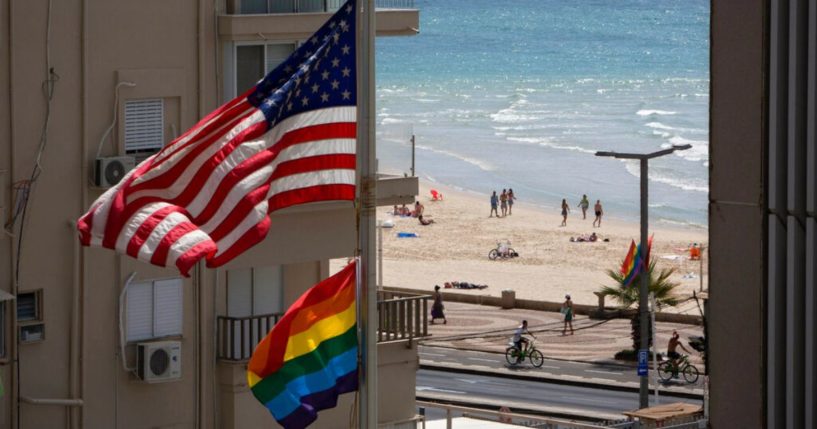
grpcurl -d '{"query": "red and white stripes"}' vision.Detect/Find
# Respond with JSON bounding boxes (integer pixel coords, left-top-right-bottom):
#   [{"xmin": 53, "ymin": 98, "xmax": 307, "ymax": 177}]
[{"xmin": 77, "ymin": 105, "xmax": 356, "ymax": 276}]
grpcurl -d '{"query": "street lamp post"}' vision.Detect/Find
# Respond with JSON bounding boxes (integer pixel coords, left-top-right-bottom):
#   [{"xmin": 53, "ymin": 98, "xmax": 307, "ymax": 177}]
[{"xmin": 595, "ymin": 144, "xmax": 691, "ymax": 409}]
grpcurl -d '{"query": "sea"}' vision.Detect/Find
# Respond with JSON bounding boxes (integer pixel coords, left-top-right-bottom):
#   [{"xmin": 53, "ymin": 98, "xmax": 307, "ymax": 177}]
[{"xmin": 374, "ymin": 0, "xmax": 710, "ymax": 228}]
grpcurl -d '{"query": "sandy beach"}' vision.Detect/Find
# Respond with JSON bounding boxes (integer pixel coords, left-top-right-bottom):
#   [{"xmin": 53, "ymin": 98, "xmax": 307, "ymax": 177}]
[{"xmin": 339, "ymin": 180, "xmax": 708, "ymax": 315}]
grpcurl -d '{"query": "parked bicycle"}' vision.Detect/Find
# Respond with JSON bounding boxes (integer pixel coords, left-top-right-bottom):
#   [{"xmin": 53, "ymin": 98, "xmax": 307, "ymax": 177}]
[
  {"xmin": 657, "ymin": 354, "xmax": 699, "ymax": 383},
  {"xmin": 505, "ymin": 337, "xmax": 544, "ymax": 368},
  {"xmin": 489, "ymin": 239, "xmax": 517, "ymax": 260}
]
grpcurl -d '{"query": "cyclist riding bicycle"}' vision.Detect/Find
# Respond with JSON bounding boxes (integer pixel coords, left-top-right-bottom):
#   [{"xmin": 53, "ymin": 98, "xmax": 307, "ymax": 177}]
[
  {"xmin": 512, "ymin": 320, "xmax": 534, "ymax": 363},
  {"xmin": 667, "ymin": 330, "xmax": 692, "ymax": 373}
]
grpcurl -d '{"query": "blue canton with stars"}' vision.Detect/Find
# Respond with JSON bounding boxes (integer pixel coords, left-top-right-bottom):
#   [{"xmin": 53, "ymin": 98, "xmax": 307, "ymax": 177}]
[{"xmin": 248, "ymin": 0, "xmax": 356, "ymax": 127}]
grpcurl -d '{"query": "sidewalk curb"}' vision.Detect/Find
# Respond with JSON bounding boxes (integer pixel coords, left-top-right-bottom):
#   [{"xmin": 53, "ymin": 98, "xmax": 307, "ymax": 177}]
[
  {"xmin": 420, "ymin": 361, "xmax": 704, "ymax": 400},
  {"xmin": 416, "ymin": 392, "xmax": 622, "ymax": 423}
]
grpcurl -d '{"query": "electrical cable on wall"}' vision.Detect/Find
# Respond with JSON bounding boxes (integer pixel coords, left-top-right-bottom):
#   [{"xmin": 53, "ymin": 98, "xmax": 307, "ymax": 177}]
[{"xmin": 13, "ymin": 0, "xmax": 57, "ymax": 427}]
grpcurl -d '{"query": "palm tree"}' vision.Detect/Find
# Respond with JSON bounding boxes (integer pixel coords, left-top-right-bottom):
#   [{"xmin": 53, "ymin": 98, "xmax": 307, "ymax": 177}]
[{"xmin": 598, "ymin": 260, "xmax": 682, "ymax": 351}]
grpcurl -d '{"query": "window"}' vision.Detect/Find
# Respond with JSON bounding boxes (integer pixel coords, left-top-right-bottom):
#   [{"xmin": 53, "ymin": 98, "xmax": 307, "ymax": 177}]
[
  {"xmin": 124, "ymin": 99, "xmax": 164, "ymax": 155},
  {"xmin": 226, "ymin": 266, "xmax": 283, "ymax": 358},
  {"xmin": 17, "ymin": 290, "xmax": 44, "ymax": 344},
  {"xmin": 234, "ymin": 43, "xmax": 296, "ymax": 96},
  {"xmin": 227, "ymin": 266, "xmax": 283, "ymax": 317},
  {"xmin": 126, "ymin": 278, "xmax": 183, "ymax": 342},
  {"xmin": 237, "ymin": 0, "xmax": 328, "ymax": 14}
]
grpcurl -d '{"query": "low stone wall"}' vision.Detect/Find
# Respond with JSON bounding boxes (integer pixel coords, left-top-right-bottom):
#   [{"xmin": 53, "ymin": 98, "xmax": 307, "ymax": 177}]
[{"xmin": 381, "ymin": 286, "xmax": 703, "ymax": 326}]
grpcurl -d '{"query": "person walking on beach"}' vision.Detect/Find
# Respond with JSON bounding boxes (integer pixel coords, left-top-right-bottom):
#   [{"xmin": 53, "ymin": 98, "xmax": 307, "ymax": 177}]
[
  {"xmin": 560, "ymin": 199, "xmax": 570, "ymax": 227},
  {"xmin": 500, "ymin": 189, "xmax": 509, "ymax": 217},
  {"xmin": 508, "ymin": 188, "xmax": 516, "ymax": 215},
  {"xmin": 561, "ymin": 294, "xmax": 574, "ymax": 335},
  {"xmin": 490, "ymin": 191, "xmax": 499, "ymax": 217},
  {"xmin": 431, "ymin": 285, "xmax": 446, "ymax": 324},
  {"xmin": 593, "ymin": 200, "xmax": 604, "ymax": 227},
  {"xmin": 578, "ymin": 194, "xmax": 590, "ymax": 220}
]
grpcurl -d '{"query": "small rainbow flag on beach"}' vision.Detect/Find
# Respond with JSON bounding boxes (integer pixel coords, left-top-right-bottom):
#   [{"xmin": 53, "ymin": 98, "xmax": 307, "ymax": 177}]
[
  {"xmin": 247, "ymin": 261, "xmax": 358, "ymax": 429},
  {"xmin": 620, "ymin": 236, "xmax": 653, "ymax": 287}
]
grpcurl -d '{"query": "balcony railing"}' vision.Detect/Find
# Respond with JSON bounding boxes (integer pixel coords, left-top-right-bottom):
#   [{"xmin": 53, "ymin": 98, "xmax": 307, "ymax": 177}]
[
  {"xmin": 217, "ymin": 291, "xmax": 430, "ymax": 361},
  {"xmin": 377, "ymin": 292, "xmax": 430, "ymax": 343},
  {"xmin": 217, "ymin": 313, "xmax": 282, "ymax": 361},
  {"xmin": 233, "ymin": 0, "xmax": 414, "ymax": 15}
]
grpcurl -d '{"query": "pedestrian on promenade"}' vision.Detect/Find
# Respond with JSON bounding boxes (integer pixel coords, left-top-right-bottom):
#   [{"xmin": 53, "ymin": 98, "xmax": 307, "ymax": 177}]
[
  {"xmin": 561, "ymin": 294, "xmax": 574, "ymax": 335},
  {"xmin": 490, "ymin": 191, "xmax": 499, "ymax": 217},
  {"xmin": 560, "ymin": 198, "xmax": 570, "ymax": 227},
  {"xmin": 431, "ymin": 285, "xmax": 446, "ymax": 324},
  {"xmin": 593, "ymin": 200, "xmax": 603, "ymax": 227},
  {"xmin": 507, "ymin": 188, "xmax": 516, "ymax": 215},
  {"xmin": 578, "ymin": 194, "xmax": 590, "ymax": 220}
]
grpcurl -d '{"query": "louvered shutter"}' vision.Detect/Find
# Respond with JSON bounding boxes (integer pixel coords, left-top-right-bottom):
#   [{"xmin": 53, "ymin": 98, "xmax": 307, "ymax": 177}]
[
  {"xmin": 124, "ymin": 99, "xmax": 164, "ymax": 153},
  {"xmin": 126, "ymin": 281, "xmax": 154, "ymax": 341},
  {"xmin": 153, "ymin": 279, "xmax": 183, "ymax": 337}
]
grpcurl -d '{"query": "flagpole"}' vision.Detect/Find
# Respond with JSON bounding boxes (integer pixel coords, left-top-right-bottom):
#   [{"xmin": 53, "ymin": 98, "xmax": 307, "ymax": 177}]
[{"xmin": 355, "ymin": 0, "xmax": 377, "ymax": 428}]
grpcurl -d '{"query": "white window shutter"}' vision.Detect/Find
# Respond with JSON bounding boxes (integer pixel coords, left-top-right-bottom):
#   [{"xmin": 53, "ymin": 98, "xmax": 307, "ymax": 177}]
[
  {"xmin": 124, "ymin": 99, "xmax": 164, "ymax": 153},
  {"xmin": 253, "ymin": 266, "xmax": 283, "ymax": 315},
  {"xmin": 227, "ymin": 269, "xmax": 253, "ymax": 317},
  {"xmin": 153, "ymin": 279, "xmax": 183, "ymax": 337},
  {"xmin": 127, "ymin": 282, "xmax": 154, "ymax": 342}
]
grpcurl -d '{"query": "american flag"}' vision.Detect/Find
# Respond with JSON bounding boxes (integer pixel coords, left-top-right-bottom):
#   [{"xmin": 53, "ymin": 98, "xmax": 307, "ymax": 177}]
[{"xmin": 77, "ymin": 0, "xmax": 358, "ymax": 276}]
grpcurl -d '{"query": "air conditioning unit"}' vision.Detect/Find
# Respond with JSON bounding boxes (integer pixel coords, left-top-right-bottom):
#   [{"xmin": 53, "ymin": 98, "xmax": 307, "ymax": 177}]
[
  {"xmin": 136, "ymin": 340, "xmax": 181, "ymax": 383},
  {"xmin": 94, "ymin": 156, "xmax": 135, "ymax": 188}
]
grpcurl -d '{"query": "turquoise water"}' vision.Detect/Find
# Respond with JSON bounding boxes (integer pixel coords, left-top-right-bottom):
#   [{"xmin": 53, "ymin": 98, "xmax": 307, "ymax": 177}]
[{"xmin": 375, "ymin": 0, "xmax": 709, "ymax": 227}]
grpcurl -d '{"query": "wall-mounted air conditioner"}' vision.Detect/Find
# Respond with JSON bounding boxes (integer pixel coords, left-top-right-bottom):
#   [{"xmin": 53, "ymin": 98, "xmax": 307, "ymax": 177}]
[
  {"xmin": 94, "ymin": 156, "xmax": 135, "ymax": 188},
  {"xmin": 136, "ymin": 340, "xmax": 181, "ymax": 383}
]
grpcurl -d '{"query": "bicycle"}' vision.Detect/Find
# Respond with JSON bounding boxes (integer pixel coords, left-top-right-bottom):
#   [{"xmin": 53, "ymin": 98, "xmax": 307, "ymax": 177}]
[
  {"xmin": 657, "ymin": 354, "xmax": 699, "ymax": 383},
  {"xmin": 489, "ymin": 240, "xmax": 517, "ymax": 260},
  {"xmin": 505, "ymin": 337, "xmax": 544, "ymax": 368}
]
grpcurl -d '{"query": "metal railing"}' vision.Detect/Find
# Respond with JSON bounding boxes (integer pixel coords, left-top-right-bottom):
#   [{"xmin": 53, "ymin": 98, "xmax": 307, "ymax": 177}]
[
  {"xmin": 217, "ymin": 313, "xmax": 282, "ymax": 361},
  {"xmin": 234, "ymin": 0, "xmax": 414, "ymax": 15},
  {"xmin": 217, "ymin": 292, "xmax": 430, "ymax": 361},
  {"xmin": 377, "ymin": 292, "xmax": 430, "ymax": 342},
  {"xmin": 416, "ymin": 401, "xmax": 610, "ymax": 429}
]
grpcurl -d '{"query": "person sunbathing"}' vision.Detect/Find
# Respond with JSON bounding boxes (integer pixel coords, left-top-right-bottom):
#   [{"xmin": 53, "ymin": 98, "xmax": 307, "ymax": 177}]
[{"xmin": 418, "ymin": 215, "xmax": 435, "ymax": 225}]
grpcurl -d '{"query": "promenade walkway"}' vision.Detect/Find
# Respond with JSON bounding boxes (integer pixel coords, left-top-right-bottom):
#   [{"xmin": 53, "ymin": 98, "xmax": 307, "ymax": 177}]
[{"xmin": 421, "ymin": 301, "xmax": 705, "ymax": 365}]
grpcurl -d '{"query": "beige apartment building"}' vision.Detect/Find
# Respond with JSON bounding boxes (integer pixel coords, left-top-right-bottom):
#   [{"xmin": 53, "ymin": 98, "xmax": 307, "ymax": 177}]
[{"xmin": 0, "ymin": 1, "xmax": 420, "ymax": 428}]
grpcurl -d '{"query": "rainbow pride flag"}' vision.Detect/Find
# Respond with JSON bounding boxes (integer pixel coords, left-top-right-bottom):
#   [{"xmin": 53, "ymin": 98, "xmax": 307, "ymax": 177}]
[
  {"xmin": 620, "ymin": 236, "xmax": 653, "ymax": 287},
  {"xmin": 248, "ymin": 261, "xmax": 358, "ymax": 429}
]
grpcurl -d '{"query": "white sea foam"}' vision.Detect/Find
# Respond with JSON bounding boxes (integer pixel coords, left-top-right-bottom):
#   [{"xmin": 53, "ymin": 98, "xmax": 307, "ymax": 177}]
[
  {"xmin": 381, "ymin": 117, "xmax": 407, "ymax": 125},
  {"xmin": 414, "ymin": 98, "xmax": 440, "ymax": 103},
  {"xmin": 645, "ymin": 122, "xmax": 675, "ymax": 130},
  {"xmin": 636, "ymin": 109, "xmax": 678, "ymax": 116},
  {"xmin": 624, "ymin": 161, "xmax": 707, "ymax": 192},
  {"xmin": 506, "ymin": 137, "xmax": 597, "ymax": 154},
  {"xmin": 664, "ymin": 136, "xmax": 709, "ymax": 162},
  {"xmin": 415, "ymin": 144, "xmax": 496, "ymax": 172}
]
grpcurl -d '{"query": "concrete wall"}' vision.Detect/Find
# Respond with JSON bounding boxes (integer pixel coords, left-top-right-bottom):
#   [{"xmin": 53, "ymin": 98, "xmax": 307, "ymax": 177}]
[{"xmin": 709, "ymin": 0, "xmax": 767, "ymax": 427}]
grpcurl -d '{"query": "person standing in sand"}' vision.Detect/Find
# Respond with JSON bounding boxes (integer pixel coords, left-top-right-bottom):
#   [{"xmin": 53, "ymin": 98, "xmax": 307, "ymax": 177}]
[
  {"xmin": 490, "ymin": 191, "xmax": 499, "ymax": 217},
  {"xmin": 431, "ymin": 285, "xmax": 446, "ymax": 324},
  {"xmin": 561, "ymin": 294, "xmax": 574, "ymax": 335},
  {"xmin": 578, "ymin": 194, "xmax": 590, "ymax": 220},
  {"xmin": 593, "ymin": 200, "xmax": 603, "ymax": 227},
  {"xmin": 560, "ymin": 199, "xmax": 570, "ymax": 226},
  {"xmin": 507, "ymin": 189, "xmax": 516, "ymax": 215},
  {"xmin": 500, "ymin": 189, "xmax": 509, "ymax": 217}
]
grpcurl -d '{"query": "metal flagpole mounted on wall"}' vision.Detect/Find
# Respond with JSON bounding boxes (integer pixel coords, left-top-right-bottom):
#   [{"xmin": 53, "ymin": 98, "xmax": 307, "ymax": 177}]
[{"xmin": 355, "ymin": 0, "xmax": 377, "ymax": 428}]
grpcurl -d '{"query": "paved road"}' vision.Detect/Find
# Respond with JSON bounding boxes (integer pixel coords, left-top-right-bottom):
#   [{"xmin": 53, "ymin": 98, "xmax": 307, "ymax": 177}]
[
  {"xmin": 417, "ymin": 368, "xmax": 702, "ymax": 419},
  {"xmin": 419, "ymin": 345, "xmax": 704, "ymax": 392}
]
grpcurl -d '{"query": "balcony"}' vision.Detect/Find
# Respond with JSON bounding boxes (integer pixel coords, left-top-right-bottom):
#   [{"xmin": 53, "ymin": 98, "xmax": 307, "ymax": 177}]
[
  {"xmin": 217, "ymin": 291, "xmax": 430, "ymax": 361},
  {"xmin": 219, "ymin": 0, "xmax": 419, "ymax": 41}
]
